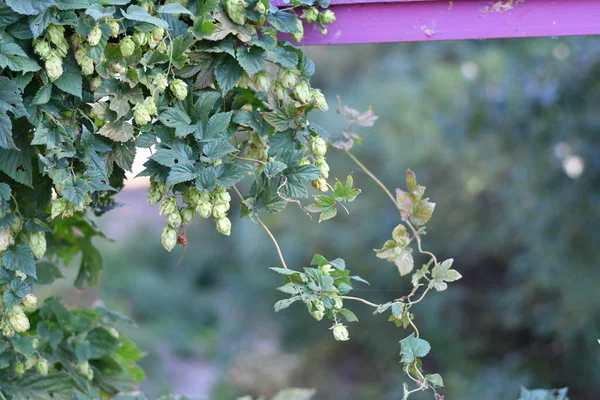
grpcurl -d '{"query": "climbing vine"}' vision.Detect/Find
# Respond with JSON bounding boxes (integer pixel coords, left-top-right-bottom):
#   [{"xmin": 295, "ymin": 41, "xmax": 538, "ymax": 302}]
[{"xmin": 0, "ymin": 0, "xmax": 566, "ymax": 398}]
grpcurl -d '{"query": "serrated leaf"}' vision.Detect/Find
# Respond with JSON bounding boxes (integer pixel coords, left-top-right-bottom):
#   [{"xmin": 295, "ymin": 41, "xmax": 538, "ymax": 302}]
[
  {"xmin": 121, "ymin": 5, "xmax": 169, "ymax": 28},
  {"xmin": 236, "ymin": 46, "xmax": 267, "ymax": 77},
  {"xmin": 5, "ymin": 0, "xmax": 57, "ymax": 16},
  {"xmin": 333, "ymin": 175, "xmax": 360, "ymax": 202},
  {"xmin": 36, "ymin": 261, "xmax": 64, "ymax": 285},
  {"xmin": 62, "ymin": 178, "xmax": 90, "ymax": 207},
  {"xmin": 157, "ymin": 3, "xmax": 193, "ymax": 15},
  {"xmin": 399, "ymin": 333, "xmax": 431, "ymax": 363},
  {"xmin": 31, "ymin": 84, "xmax": 52, "ymax": 106},
  {"xmin": 201, "ymin": 139, "xmax": 237, "ymax": 161},
  {"xmin": 215, "ymin": 162, "xmax": 248, "ymax": 188},
  {"xmin": 329, "ymin": 258, "xmax": 346, "ymax": 271},
  {"xmin": 53, "ymin": 57, "xmax": 82, "ymax": 98},
  {"xmin": 264, "ymin": 161, "xmax": 287, "ymax": 178},
  {"xmin": 151, "ymin": 142, "xmax": 195, "ymax": 167},
  {"xmin": 411, "ymin": 199, "xmax": 435, "ymax": 226},
  {"xmin": 97, "ymin": 119, "xmax": 135, "ymax": 142},
  {"xmin": 166, "ymin": 163, "xmax": 199, "ymax": 187},
  {"xmin": 338, "ymin": 308, "xmax": 358, "ymax": 323},
  {"xmin": 214, "ymin": 54, "xmax": 243, "ymax": 94},
  {"xmin": 267, "ymin": 11, "xmax": 300, "ymax": 33},
  {"xmin": 2, "ymin": 245, "xmax": 36, "ymax": 277},
  {"xmin": 274, "ymin": 296, "xmax": 301, "ymax": 312},
  {"xmin": 85, "ymin": 4, "xmax": 115, "ymax": 20},
  {"xmin": 204, "ymin": 111, "xmax": 233, "ymax": 139},
  {"xmin": 159, "ymin": 108, "xmax": 196, "ymax": 138},
  {"xmin": 425, "ymin": 373, "xmax": 444, "ymax": 388}
]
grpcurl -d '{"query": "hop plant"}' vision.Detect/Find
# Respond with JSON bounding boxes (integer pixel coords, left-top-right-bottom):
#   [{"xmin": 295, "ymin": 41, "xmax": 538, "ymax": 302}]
[
  {"xmin": 304, "ymin": 7, "xmax": 319, "ymax": 23},
  {"xmin": 133, "ymin": 30, "xmax": 147, "ymax": 46},
  {"xmin": 36, "ymin": 358, "xmax": 49, "ymax": 376},
  {"xmin": 161, "ymin": 226, "xmax": 178, "ymax": 252},
  {"xmin": 8, "ymin": 306, "xmax": 30, "ymax": 333},
  {"xmin": 120, "ymin": 36, "xmax": 136, "ymax": 57},
  {"xmin": 253, "ymin": 71, "xmax": 271, "ymax": 93},
  {"xmin": 10, "ymin": 215, "xmax": 22, "ymax": 234},
  {"xmin": 291, "ymin": 19, "xmax": 304, "ymax": 43},
  {"xmin": 181, "ymin": 207, "xmax": 195, "ymax": 223},
  {"xmin": 321, "ymin": 9, "xmax": 336, "ymax": 23},
  {"xmin": 167, "ymin": 211, "xmax": 183, "ymax": 228},
  {"xmin": 311, "ymin": 89, "xmax": 329, "ymax": 111},
  {"xmin": 196, "ymin": 202, "xmax": 212, "ymax": 218},
  {"xmin": 87, "ymin": 25, "xmax": 102, "ymax": 46},
  {"xmin": 33, "ymin": 40, "xmax": 51, "ymax": 59},
  {"xmin": 22, "ymin": 293, "xmax": 38, "ymax": 309},
  {"xmin": 28, "ymin": 232, "xmax": 46, "ymax": 259},
  {"xmin": 46, "ymin": 24, "xmax": 65, "ymax": 46},
  {"xmin": 80, "ymin": 56, "xmax": 95, "ymax": 76},
  {"xmin": 152, "ymin": 26, "xmax": 165, "ymax": 41},
  {"xmin": 312, "ymin": 178, "xmax": 328, "ymax": 192},
  {"xmin": 183, "ymin": 187, "xmax": 202, "ymax": 206},
  {"xmin": 154, "ymin": 72, "xmax": 168, "ymax": 92},
  {"xmin": 0, "ymin": 229, "xmax": 15, "ymax": 253},
  {"xmin": 225, "ymin": 0, "xmax": 248, "ymax": 25},
  {"xmin": 90, "ymin": 76, "xmax": 102, "ymax": 92},
  {"xmin": 314, "ymin": 159, "xmax": 330, "ymax": 179},
  {"xmin": 169, "ymin": 79, "xmax": 188, "ymax": 100},
  {"xmin": 133, "ymin": 98, "xmax": 157, "ymax": 126},
  {"xmin": 331, "ymin": 323, "xmax": 350, "ymax": 341},
  {"xmin": 14, "ymin": 361, "xmax": 25, "ymax": 375},
  {"xmin": 1, "ymin": 319, "xmax": 14, "ymax": 337},
  {"xmin": 108, "ymin": 20, "xmax": 120, "ymax": 37},
  {"xmin": 212, "ymin": 203, "xmax": 228, "ymax": 219},
  {"xmin": 159, "ymin": 196, "xmax": 177, "ymax": 215},
  {"xmin": 216, "ymin": 217, "xmax": 232, "ymax": 236},
  {"xmin": 293, "ymin": 81, "xmax": 311, "ymax": 104},
  {"xmin": 76, "ymin": 361, "xmax": 94, "ymax": 381},
  {"xmin": 45, "ymin": 56, "xmax": 64, "ymax": 82},
  {"xmin": 311, "ymin": 137, "xmax": 328, "ymax": 158},
  {"xmin": 272, "ymin": 81, "xmax": 287, "ymax": 99},
  {"xmin": 281, "ymin": 69, "xmax": 300, "ymax": 89}
]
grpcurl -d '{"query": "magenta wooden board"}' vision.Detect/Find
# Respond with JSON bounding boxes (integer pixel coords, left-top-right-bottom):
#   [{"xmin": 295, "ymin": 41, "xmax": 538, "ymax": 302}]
[{"xmin": 275, "ymin": 0, "xmax": 600, "ymax": 45}]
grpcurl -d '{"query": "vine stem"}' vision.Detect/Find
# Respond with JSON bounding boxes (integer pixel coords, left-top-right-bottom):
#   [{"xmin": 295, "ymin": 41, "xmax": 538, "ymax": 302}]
[
  {"xmin": 345, "ymin": 149, "xmax": 399, "ymax": 209},
  {"xmin": 406, "ymin": 220, "xmax": 438, "ymax": 265},
  {"xmin": 232, "ymin": 185, "xmax": 289, "ymax": 269},
  {"xmin": 339, "ymin": 295, "xmax": 380, "ymax": 308},
  {"xmin": 231, "ymin": 154, "xmax": 267, "ymax": 165}
]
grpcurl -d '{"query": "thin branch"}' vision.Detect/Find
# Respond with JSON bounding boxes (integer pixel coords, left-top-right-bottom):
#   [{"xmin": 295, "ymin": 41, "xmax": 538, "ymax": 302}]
[
  {"xmin": 406, "ymin": 220, "xmax": 438, "ymax": 265},
  {"xmin": 231, "ymin": 154, "xmax": 267, "ymax": 165},
  {"xmin": 345, "ymin": 149, "xmax": 398, "ymax": 210},
  {"xmin": 232, "ymin": 185, "xmax": 289, "ymax": 269},
  {"xmin": 339, "ymin": 295, "xmax": 380, "ymax": 308}
]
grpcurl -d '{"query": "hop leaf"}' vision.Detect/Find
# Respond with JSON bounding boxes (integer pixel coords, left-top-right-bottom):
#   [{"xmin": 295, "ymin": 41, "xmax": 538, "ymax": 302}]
[
  {"xmin": 428, "ymin": 258, "xmax": 462, "ymax": 292},
  {"xmin": 399, "ymin": 333, "xmax": 431, "ymax": 363}
]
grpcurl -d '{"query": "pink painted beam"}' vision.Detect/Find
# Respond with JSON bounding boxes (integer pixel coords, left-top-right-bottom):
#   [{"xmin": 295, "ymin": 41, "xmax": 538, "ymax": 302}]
[{"xmin": 280, "ymin": 0, "xmax": 600, "ymax": 45}]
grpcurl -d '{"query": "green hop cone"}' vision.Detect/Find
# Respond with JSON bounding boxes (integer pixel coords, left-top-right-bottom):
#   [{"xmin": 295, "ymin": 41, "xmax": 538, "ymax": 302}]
[
  {"xmin": 167, "ymin": 211, "xmax": 183, "ymax": 228},
  {"xmin": 88, "ymin": 25, "xmax": 102, "ymax": 46},
  {"xmin": 291, "ymin": 19, "xmax": 304, "ymax": 43},
  {"xmin": 255, "ymin": 1, "xmax": 266, "ymax": 14},
  {"xmin": 0, "ymin": 229, "xmax": 15, "ymax": 253},
  {"xmin": 22, "ymin": 294, "xmax": 38, "ymax": 309},
  {"xmin": 28, "ymin": 232, "xmax": 46, "ymax": 259},
  {"xmin": 293, "ymin": 81, "xmax": 311, "ymax": 104},
  {"xmin": 14, "ymin": 361, "xmax": 25, "ymax": 375},
  {"xmin": 212, "ymin": 203, "xmax": 228, "ymax": 219},
  {"xmin": 216, "ymin": 189, "xmax": 231, "ymax": 203},
  {"xmin": 237, "ymin": 73, "xmax": 250, "ymax": 89},
  {"xmin": 107, "ymin": 327, "xmax": 120, "ymax": 339},
  {"xmin": 8, "ymin": 306, "xmax": 30, "ymax": 333},
  {"xmin": 46, "ymin": 24, "xmax": 65, "ymax": 46},
  {"xmin": 133, "ymin": 105, "xmax": 151, "ymax": 126},
  {"xmin": 76, "ymin": 361, "xmax": 94, "ymax": 381},
  {"xmin": 1, "ymin": 320, "xmax": 14, "ymax": 337},
  {"xmin": 32, "ymin": 338, "xmax": 40, "ymax": 349},
  {"xmin": 308, "ymin": 300, "xmax": 325, "ymax": 321},
  {"xmin": 298, "ymin": 158, "xmax": 310, "ymax": 166},
  {"xmin": 36, "ymin": 358, "xmax": 49, "ymax": 376},
  {"xmin": 304, "ymin": 7, "xmax": 319, "ymax": 23},
  {"xmin": 108, "ymin": 20, "xmax": 120, "ymax": 38},
  {"xmin": 120, "ymin": 36, "xmax": 136, "ymax": 57},
  {"xmin": 331, "ymin": 323, "xmax": 350, "ymax": 341},
  {"xmin": 215, "ymin": 217, "xmax": 232, "ymax": 236},
  {"xmin": 314, "ymin": 159, "xmax": 330, "ymax": 179},
  {"xmin": 14, "ymin": 270, "xmax": 26, "ymax": 281},
  {"xmin": 311, "ymin": 137, "xmax": 328, "ymax": 157},
  {"xmin": 321, "ymin": 263, "xmax": 332, "ymax": 274},
  {"xmin": 55, "ymin": 39, "xmax": 69, "ymax": 58},
  {"xmin": 147, "ymin": 33, "xmax": 159, "ymax": 49},
  {"xmin": 154, "ymin": 73, "xmax": 168, "ymax": 92},
  {"xmin": 24, "ymin": 356, "xmax": 36, "ymax": 370},
  {"xmin": 225, "ymin": 0, "xmax": 248, "ymax": 25},
  {"xmin": 161, "ymin": 226, "xmax": 178, "ymax": 252},
  {"xmin": 45, "ymin": 56, "xmax": 64, "ymax": 82},
  {"xmin": 133, "ymin": 30, "xmax": 147, "ymax": 46},
  {"xmin": 170, "ymin": 79, "xmax": 188, "ymax": 100},
  {"xmin": 148, "ymin": 189, "xmax": 162, "ymax": 206},
  {"xmin": 312, "ymin": 178, "xmax": 328, "ymax": 192},
  {"xmin": 152, "ymin": 26, "xmax": 165, "ymax": 41},
  {"xmin": 80, "ymin": 57, "xmax": 95, "ymax": 76},
  {"xmin": 10, "ymin": 215, "xmax": 22, "ymax": 234},
  {"xmin": 272, "ymin": 81, "xmax": 287, "ymax": 99},
  {"xmin": 183, "ymin": 187, "xmax": 202, "ymax": 206},
  {"xmin": 181, "ymin": 207, "xmax": 195, "ymax": 223},
  {"xmin": 334, "ymin": 297, "xmax": 343, "ymax": 309},
  {"xmin": 196, "ymin": 202, "xmax": 212, "ymax": 218},
  {"xmin": 157, "ymin": 41, "xmax": 167, "ymax": 53},
  {"xmin": 74, "ymin": 47, "xmax": 86, "ymax": 65},
  {"xmin": 89, "ymin": 76, "xmax": 100, "ymax": 92},
  {"xmin": 321, "ymin": 10, "xmax": 336, "ymax": 23},
  {"xmin": 253, "ymin": 71, "xmax": 271, "ymax": 93},
  {"xmin": 281, "ymin": 69, "xmax": 300, "ymax": 89},
  {"xmin": 159, "ymin": 196, "xmax": 177, "ymax": 215},
  {"xmin": 51, "ymin": 198, "xmax": 67, "ymax": 218},
  {"xmin": 311, "ymin": 89, "xmax": 329, "ymax": 111},
  {"xmin": 33, "ymin": 40, "xmax": 51, "ymax": 59}
]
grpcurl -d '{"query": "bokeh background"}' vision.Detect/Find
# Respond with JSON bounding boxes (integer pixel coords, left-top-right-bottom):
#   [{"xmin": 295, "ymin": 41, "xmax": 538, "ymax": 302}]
[{"xmin": 43, "ymin": 36, "xmax": 600, "ymax": 399}]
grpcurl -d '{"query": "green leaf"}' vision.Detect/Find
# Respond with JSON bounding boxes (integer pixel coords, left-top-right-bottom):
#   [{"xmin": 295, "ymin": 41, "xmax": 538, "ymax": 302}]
[
  {"xmin": 157, "ymin": 3, "xmax": 193, "ymax": 15},
  {"xmin": 272, "ymin": 389, "xmax": 316, "ymax": 400},
  {"xmin": 28, "ymin": 8, "xmax": 53, "ymax": 39},
  {"xmin": 411, "ymin": 199, "xmax": 435, "ymax": 226},
  {"xmin": 97, "ymin": 119, "xmax": 135, "ymax": 142},
  {"xmin": 215, "ymin": 162, "xmax": 249, "ymax": 188},
  {"xmin": 267, "ymin": 11, "xmax": 300, "ymax": 33},
  {"xmin": 159, "ymin": 108, "xmax": 196, "ymax": 138},
  {"xmin": 36, "ymin": 261, "xmax": 64, "ymax": 285},
  {"xmin": 394, "ymin": 248, "xmax": 414, "ymax": 276},
  {"xmin": 31, "ymin": 84, "xmax": 52, "ymax": 106},
  {"xmin": 279, "ymin": 164, "xmax": 321, "ymax": 199},
  {"xmin": 329, "ymin": 258, "xmax": 346, "ymax": 271},
  {"xmin": 338, "ymin": 308, "xmax": 358, "ymax": 323},
  {"xmin": 0, "ymin": 42, "xmax": 38, "ymax": 73},
  {"xmin": 214, "ymin": 54, "xmax": 243, "ymax": 94},
  {"xmin": 0, "ymin": 182, "xmax": 11, "ymax": 201},
  {"xmin": 204, "ymin": 111, "xmax": 233, "ymax": 139},
  {"xmin": 270, "ymin": 267, "xmax": 303, "ymax": 276},
  {"xmin": 272, "ymin": 46, "xmax": 299, "ymax": 69},
  {"xmin": 264, "ymin": 161, "xmax": 287, "ymax": 178},
  {"xmin": 425, "ymin": 373, "xmax": 444, "ymax": 388},
  {"xmin": 333, "ymin": 175, "xmax": 360, "ymax": 202},
  {"xmin": 263, "ymin": 111, "xmax": 294, "ymax": 132},
  {"xmin": 399, "ymin": 333, "xmax": 431, "ymax": 363},
  {"xmin": 0, "ymin": 140, "xmax": 33, "ymax": 187},
  {"xmin": 53, "ymin": 56, "xmax": 82, "ymax": 98},
  {"xmin": 429, "ymin": 258, "xmax": 461, "ymax": 292},
  {"xmin": 151, "ymin": 142, "xmax": 195, "ymax": 167},
  {"xmin": 2, "ymin": 373, "xmax": 74, "ymax": 399},
  {"xmin": 166, "ymin": 163, "xmax": 199, "ymax": 187},
  {"xmin": 201, "ymin": 139, "xmax": 237, "ymax": 161},
  {"xmin": 5, "ymin": 0, "xmax": 57, "ymax": 16},
  {"xmin": 74, "ymin": 239, "xmax": 102, "ymax": 288},
  {"xmin": 62, "ymin": 178, "xmax": 91, "ymax": 207},
  {"xmin": 274, "ymin": 296, "xmax": 301, "ymax": 312},
  {"xmin": 310, "ymin": 254, "xmax": 329, "ymax": 267},
  {"xmin": 195, "ymin": 166, "xmax": 217, "ymax": 191},
  {"xmin": 2, "ymin": 245, "xmax": 36, "ymax": 278},
  {"xmin": 235, "ymin": 46, "xmax": 267, "ymax": 77},
  {"xmin": 121, "ymin": 5, "xmax": 169, "ymax": 28},
  {"xmin": 85, "ymin": 4, "xmax": 115, "ymax": 20}
]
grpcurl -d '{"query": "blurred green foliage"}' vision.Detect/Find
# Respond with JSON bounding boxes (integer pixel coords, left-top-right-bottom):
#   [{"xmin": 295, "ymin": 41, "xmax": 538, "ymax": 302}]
[{"xmin": 87, "ymin": 37, "xmax": 600, "ymax": 399}]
